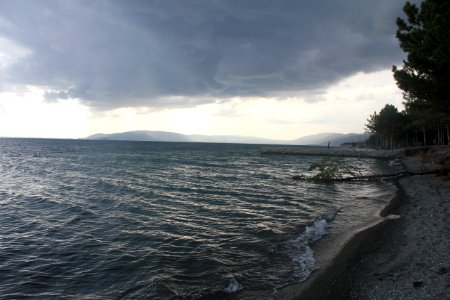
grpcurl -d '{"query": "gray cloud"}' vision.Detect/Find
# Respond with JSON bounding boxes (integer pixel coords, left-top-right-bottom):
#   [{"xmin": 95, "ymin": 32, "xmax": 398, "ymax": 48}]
[{"xmin": 0, "ymin": 0, "xmax": 410, "ymax": 109}]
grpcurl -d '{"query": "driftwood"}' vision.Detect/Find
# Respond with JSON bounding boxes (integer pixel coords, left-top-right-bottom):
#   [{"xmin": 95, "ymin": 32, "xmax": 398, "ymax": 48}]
[{"xmin": 292, "ymin": 169, "xmax": 449, "ymax": 182}]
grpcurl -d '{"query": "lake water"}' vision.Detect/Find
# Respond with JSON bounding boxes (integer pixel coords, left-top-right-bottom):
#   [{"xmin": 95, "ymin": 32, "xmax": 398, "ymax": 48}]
[{"xmin": 0, "ymin": 139, "xmax": 396, "ymax": 299}]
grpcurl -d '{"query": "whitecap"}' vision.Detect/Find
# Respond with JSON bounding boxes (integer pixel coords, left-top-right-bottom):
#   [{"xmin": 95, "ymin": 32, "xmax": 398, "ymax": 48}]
[
  {"xmin": 288, "ymin": 219, "xmax": 328, "ymax": 280},
  {"xmin": 224, "ymin": 277, "xmax": 243, "ymax": 293}
]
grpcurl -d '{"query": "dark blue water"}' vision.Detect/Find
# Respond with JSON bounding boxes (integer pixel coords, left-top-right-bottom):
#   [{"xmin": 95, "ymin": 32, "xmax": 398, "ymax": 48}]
[{"xmin": 0, "ymin": 139, "xmax": 395, "ymax": 299}]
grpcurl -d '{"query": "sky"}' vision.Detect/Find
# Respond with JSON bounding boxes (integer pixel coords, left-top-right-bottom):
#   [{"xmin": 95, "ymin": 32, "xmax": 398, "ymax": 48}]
[{"xmin": 0, "ymin": 0, "xmax": 412, "ymax": 140}]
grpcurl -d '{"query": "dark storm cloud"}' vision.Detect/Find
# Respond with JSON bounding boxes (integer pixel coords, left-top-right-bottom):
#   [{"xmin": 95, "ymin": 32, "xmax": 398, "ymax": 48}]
[{"xmin": 0, "ymin": 0, "xmax": 409, "ymax": 108}]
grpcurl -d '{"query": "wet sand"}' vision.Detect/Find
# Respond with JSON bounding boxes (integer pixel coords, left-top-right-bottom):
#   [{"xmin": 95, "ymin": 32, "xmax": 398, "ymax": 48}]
[{"xmin": 274, "ymin": 148, "xmax": 450, "ymax": 300}]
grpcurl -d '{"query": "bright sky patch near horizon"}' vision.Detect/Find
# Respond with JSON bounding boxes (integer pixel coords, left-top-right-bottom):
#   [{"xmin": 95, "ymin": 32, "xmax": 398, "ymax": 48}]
[{"xmin": 0, "ymin": 0, "xmax": 413, "ymax": 140}]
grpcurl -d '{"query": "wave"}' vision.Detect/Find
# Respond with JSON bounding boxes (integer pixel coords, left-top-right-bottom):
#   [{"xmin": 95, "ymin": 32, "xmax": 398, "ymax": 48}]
[
  {"xmin": 288, "ymin": 219, "xmax": 328, "ymax": 281},
  {"xmin": 0, "ymin": 139, "xmax": 394, "ymax": 299}
]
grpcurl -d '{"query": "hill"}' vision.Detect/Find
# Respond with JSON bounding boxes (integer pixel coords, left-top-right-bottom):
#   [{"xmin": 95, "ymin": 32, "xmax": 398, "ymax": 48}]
[
  {"xmin": 85, "ymin": 130, "xmax": 370, "ymax": 145},
  {"xmin": 86, "ymin": 131, "xmax": 190, "ymax": 142},
  {"xmin": 292, "ymin": 132, "xmax": 370, "ymax": 146}
]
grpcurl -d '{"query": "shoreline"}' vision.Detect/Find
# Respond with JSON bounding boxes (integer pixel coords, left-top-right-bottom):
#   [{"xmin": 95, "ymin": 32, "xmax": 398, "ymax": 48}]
[
  {"xmin": 274, "ymin": 151, "xmax": 450, "ymax": 300},
  {"xmin": 261, "ymin": 145, "xmax": 406, "ymax": 158},
  {"xmin": 272, "ymin": 190, "xmax": 401, "ymax": 300}
]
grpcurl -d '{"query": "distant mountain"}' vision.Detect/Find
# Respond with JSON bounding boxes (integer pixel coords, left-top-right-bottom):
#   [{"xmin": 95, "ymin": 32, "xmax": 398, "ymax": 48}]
[
  {"xmin": 85, "ymin": 130, "xmax": 279, "ymax": 144},
  {"xmin": 292, "ymin": 132, "xmax": 337, "ymax": 145},
  {"xmin": 292, "ymin": 132, "xmax": 370, "ymax": 146},
  {"xmin": 187, "ymin": 134, "xmax": 284, "ymax": 144},
  {"xmin": 85, "ymin": 130, "xmax": 370, "ymax": 145},
  {"xmin": 86, "ymin": 130, "xmax": 190, "ymax": 142},
  {"xmin": 327, "ymin": 133, "xmax": 371, "ymax": 146}
]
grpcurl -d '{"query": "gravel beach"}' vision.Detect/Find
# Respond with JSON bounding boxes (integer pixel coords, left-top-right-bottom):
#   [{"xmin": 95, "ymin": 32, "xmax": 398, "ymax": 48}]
[
  {"xmin": 346, "ymin": 174, "xmax": 450, "ymax": 299},
  {"xmin": 345, "ymin": 158, "xmax": 450, "ymax": 300},
  {"xmin": 274, "ymin": 147, "xmax": 450, "ymax": 300}
]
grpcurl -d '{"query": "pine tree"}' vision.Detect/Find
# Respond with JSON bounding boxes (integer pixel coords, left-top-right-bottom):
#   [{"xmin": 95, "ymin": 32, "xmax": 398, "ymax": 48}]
[
  {"xmin": 365, "ymin": 104, "xmax": 404, "ymax": 149},
  {"xmin": 392, "ymin": 0, "xmax": 450, "ymax": 144}
]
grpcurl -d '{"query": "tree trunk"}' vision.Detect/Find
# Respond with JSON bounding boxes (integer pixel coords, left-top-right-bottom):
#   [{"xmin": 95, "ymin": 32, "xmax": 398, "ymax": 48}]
[
  {"xmin": 293, "ymin": 169, "xmax": 450, "ymax": 182},
  {"xmin": 437, "ymin": 124, "xmax": 442, "ymax": 145},
  {"xmin": 437, "ymin": 124, "xmax": 440, "ymax": 145},
  {"xmin": 447, "ymin": 124, "xmax": 450, "ymax": 145},
  {"xmin": 423, "ymin": 126, "xmax": 427, "ymax": 146}
]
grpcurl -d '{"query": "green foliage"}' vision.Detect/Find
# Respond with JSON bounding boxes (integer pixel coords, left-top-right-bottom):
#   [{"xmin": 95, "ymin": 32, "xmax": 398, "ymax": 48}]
[
  {"xmin": 365, "ymin": 111, "xmax": 378, "ymax": 134},
  {"xmin": 295, "ymin": 159, "xmax": 362, "ymax": 183},
  {"xmin": 365, "ymin": 1, "xmax": 450, "ymax": 148},
  {"xmin": 308, "ymin": 160, "xmax": 342, "ymax": 182},
  {"xmin": 393, "ymin": 0, "xmax": 450, "ymax": 130},
  {"xmin": 365, "ymin": 104, "xmax": 406, "ymax": 149}
]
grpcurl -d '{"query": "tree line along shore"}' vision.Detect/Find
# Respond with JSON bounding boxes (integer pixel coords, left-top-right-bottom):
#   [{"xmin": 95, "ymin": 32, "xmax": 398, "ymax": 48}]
[{"xmin": 365, "ymin": 0, "xmax": 449, "ymax": 150}]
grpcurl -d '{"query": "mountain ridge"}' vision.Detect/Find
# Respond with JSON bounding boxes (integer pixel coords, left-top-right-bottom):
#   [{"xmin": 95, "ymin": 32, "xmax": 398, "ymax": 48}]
[{"xmin": 85, "ymin": 130, "xmax": 369, "ymax": 146}]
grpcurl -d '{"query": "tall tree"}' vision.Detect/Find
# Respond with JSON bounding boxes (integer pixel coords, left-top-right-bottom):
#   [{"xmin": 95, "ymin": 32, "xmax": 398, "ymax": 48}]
[
  {"xmin": 365, "ymin": 104, "xmax": 404, "ymax": 149},
  {"xmin": 393, "ymin": 0, "xmax": 450, "ymax": 144}
]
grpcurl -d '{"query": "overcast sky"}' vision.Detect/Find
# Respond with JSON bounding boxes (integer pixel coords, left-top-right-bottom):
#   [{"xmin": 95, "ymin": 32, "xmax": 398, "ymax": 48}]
[{"xmin": 0, "ymin": 0, "xmax": 412, "ymax": 140}]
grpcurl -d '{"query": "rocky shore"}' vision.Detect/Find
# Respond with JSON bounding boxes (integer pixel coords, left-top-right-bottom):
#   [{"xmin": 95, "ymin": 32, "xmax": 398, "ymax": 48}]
[
  {"xmin": 344, "ymin": 151, "xmax": 450, "ymax": 300},
  {"xmin": 273, "ymin": 146, "xmax": 450, "ymax": 300},
  {"xmin": 346, "ymin": 173, "xmax": 450, "ymax": 300}
]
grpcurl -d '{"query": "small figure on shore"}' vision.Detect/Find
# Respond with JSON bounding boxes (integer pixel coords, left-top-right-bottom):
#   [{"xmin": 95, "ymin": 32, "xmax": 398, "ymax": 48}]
[{"xmin": 327, "ymin": 141, "xmax": 331, "ymax": 149}]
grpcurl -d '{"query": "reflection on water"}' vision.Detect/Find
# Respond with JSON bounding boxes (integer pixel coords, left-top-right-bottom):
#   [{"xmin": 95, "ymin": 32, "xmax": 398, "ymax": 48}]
[{"xmin": 0, "ymin": 139, "xmax": 395, "ymax": 299}]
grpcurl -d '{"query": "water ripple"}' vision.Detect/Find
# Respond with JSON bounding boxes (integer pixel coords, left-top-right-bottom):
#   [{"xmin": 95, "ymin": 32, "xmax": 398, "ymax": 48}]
[{"xmin": 0, "ymin": 139, "xmax": 395, "ymax": 299}]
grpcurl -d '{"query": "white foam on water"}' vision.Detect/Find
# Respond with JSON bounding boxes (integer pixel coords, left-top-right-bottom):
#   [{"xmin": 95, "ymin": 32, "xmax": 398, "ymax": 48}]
[
  {"xmin": 288, "ymin": 219, "xmax": 328, "ymax": 280},
  {"xmin": 303, "ymin": 219, "xmax": 328, "ymax": 243},
  {"xmin": 224, "ymin": 277, "xmax": 243, "ymax": 293},
  {"xmin": 292, "ymin": 244, "xmax": 316, "ymax": 277},
  {"xmin": 389, "ymin": 159, "xmax": 400, "ymax": 166}
]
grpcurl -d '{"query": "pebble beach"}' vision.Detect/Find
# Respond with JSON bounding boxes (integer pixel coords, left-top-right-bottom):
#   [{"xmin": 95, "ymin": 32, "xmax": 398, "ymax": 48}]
[
  {"xmin": 347, "ymin": 173, "xmax": 450, "ymax": 300},
  {"xmin": 273, "ymin": 146, "xmax": 450, "ymax": 300}
]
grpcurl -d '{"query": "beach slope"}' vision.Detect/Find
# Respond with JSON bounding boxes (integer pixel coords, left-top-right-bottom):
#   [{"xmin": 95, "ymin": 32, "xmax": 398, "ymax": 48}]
[
  {"xmin": 275, "ymin": 148, "xmax": 450, "ymax": 300},
  {"xmin": 346, "ymin": 172, "xmax": 450, "ymax": 299}
]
